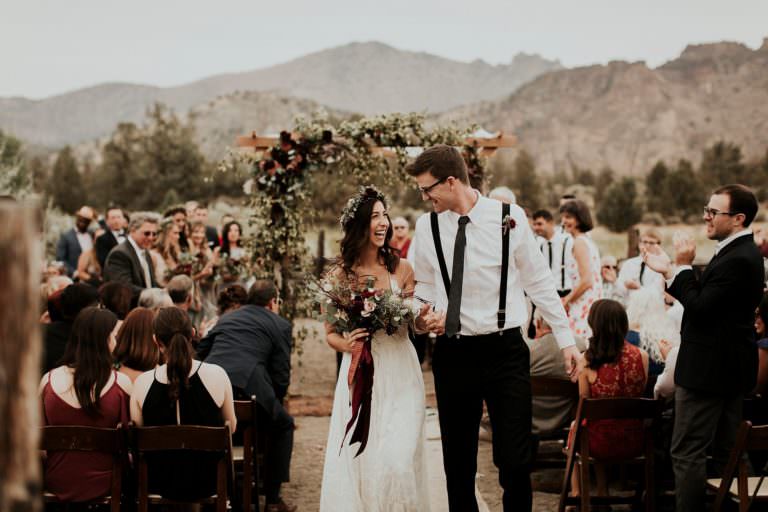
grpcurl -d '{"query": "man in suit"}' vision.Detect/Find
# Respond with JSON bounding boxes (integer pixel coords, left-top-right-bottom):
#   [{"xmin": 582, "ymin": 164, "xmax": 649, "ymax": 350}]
[
  {"xmin": 95, "ymin": 206, "xmax": 127, "ymax": 270},
  {"xmin": 644, "ymin": 184, "xmax": 764, "ymax": 511},
  {"xmin": 55, "ymin": 205, "xmax": 95, "ymax": 276},
  {"xmin": 197, "ymin": 280, "xmax": 296, "ymax": 512},
  {"xmin": 103, "ymin": 212, "xmax": 160, "ymax": 301}
]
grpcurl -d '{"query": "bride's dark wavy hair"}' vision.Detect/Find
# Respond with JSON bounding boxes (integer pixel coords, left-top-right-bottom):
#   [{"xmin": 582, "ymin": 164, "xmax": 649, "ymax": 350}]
[{"xmin": 339, "ymin": 188, "xmax": 399, "ymax": 274}]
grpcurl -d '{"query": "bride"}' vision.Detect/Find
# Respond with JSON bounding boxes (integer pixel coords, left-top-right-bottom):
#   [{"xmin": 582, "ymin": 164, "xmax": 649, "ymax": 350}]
[{"xmin": 319, "ymin": 187, "xmax": 433, "ymax": 512}]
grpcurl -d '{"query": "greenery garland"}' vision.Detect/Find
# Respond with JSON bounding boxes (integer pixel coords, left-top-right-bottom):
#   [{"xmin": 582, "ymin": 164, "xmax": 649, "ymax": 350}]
[{"xmin": 240, "ymin": 112, "xmax": 484, "ymax": 340}]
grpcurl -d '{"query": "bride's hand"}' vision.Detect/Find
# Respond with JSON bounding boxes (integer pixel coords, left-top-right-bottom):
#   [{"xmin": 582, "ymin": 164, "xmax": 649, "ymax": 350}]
[
  {"xmin": 414, "ymin": 304, "xmax": 432, "ymax": 332},
  {"xmin": 341, "ymin": 328, "xmax": 369, "ymax": 352}
]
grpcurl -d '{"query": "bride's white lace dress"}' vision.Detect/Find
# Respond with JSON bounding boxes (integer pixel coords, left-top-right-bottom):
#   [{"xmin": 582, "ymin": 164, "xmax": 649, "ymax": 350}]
[{"xmin": 319, "ymin": 278, "xmax": 430, "ymax": 512}]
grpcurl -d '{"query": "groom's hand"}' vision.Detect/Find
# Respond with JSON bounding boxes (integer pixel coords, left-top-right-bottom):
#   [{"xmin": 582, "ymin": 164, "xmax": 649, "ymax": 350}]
[
  {"xmin": 414, "ymin": 303, "xmax": 432, "ymax": 333},
  {"xmin": 561, "ymin": 345, "xmax": 581, "ymax": 382}
]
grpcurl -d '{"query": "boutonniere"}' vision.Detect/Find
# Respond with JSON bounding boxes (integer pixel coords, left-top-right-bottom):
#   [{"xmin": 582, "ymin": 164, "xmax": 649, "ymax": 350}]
[{"xmin": 502, "ymin": 214, "xmax": 516, "ymax": 235}]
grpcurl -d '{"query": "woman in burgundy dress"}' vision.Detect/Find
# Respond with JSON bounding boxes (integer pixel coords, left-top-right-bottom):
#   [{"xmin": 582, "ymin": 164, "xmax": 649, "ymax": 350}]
[
  {"xmin": 570, "ymin": 299, "xmax": 649, "ymax": 497},
  {"xmin": 40, "ymin": 307, "xmax": 131, "ymax": 502}
]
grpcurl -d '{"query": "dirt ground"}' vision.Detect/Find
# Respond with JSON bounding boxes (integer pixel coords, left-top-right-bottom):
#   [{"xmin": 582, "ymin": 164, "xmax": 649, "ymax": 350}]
[{"xmin": 282, "ymin": 319, "xmax": 563, "ymax": 511}]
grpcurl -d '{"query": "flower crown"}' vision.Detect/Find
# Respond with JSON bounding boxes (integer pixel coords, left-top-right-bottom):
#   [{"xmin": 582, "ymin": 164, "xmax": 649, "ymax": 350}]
[{"xmin": 339, "ymin": 186, "xmax": 387, "ymax": 228}]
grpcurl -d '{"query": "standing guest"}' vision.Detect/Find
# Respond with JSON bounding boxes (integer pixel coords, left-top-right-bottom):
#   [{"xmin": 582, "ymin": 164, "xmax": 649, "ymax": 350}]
[
  {"xmin": 488, "ymin": 186, "xmax": 517, "ymax": 205},
  {"xmin": 559, "ymin": 200, "xmax": 603, "ymax": 339},
  {"xmin": 103, "ymin": 212, "xmax": 161, "ymax": 301},
  {"xmin": 626, "ymin": 287, "xmax": 679, "ymax": 378},
  {"xmin": 189, "ymin": 221, "xmax": 217, "ymax": 320},
  {"xmin": 197, "ymin": 280, "xmax": 296, "ymax": 512},
  {"xmin": 218, "ymin": 214, "xmax": 235, "ymax": 245},
  {"xmin": 56, "ymin": 206, "xmax": 95, "ymax": 276},
  {"xmin": 163, "ymin": 205, "xmax": 190, "ymax": 251},
  {"xmin": 754, "ymin": 292, "xmax": 768, "ymax": 394},
  {"xmin": 643, "ymin": 184, "xmax": 764, "ymax": 511},
  {"xmin": 600, "ymin": 255, "xmax": 625, "ymax": 304},
  {"xmin": 138, "ymin": 288, "xmax": 173, "ymax": 311},
  {"xmin": 95, "ymin": 207, "xmax": 127, "ymax": 270},
  {"xmin": 40, "ymin": 307, "xmax": 131, "ymax": 502},
  {"xmin": 617, "ymin": 228, "xmax": 665, "ymax": 299},
  {"xmin": 218, "ymin": 220, "xmax": 245, "ymax": 260},
  {"xmin": 390, "ymin": 216, "xmax": 412, "ymax": 258},
  {"xmin": 130, "ymin": 307, "xmax": 236, "ymax": 501},
  {"xmin": 151, "ymin": 218, "xmax": 183, "ymax": 286},
  {"xmin": 191, "ymin": 202, "xmax": 221, "ymax": 249},
  {"xmin": 569, "ymin": 299, "xmax": 649, "ymax": 497},
  {"xmin": 42, "ymin": 283, "xmax": 99, "ymax": 373},
  {"xmin": 528, "ymin": 311, "xmax": 587, "ymax": 437},
  {"xmin": 75, "ymin": 238, "xmax": 103, "ymax": 286},
  {"xmin": 408, "ymin": 144, "xmax": 579, "ymax": 511},
  {"xmin": 114, "ymin": 307, "xmax": 159, "ymax": 382},
  {"xmin": 532, "ymin": 209, "xmax": 573, "ymax": 298}
]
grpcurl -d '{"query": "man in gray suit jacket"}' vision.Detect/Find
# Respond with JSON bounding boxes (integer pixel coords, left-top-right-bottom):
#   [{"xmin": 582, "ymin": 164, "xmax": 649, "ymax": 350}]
[
  {"xmin": 103, "ymin": 212, "xmax": 160, "ymax": 301},
  {"xmin": 197, "ymin": 280, "xmax": 296, "ymax": 512}
]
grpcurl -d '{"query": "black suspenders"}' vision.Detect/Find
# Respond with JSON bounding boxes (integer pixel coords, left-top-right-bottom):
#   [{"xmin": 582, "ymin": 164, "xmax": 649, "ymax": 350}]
[{"xmin": 429, "ymin": 203, "xmax": 511, "ymax": 332}]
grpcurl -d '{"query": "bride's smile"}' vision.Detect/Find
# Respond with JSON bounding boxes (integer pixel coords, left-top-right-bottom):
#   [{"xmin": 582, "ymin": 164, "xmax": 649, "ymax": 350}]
[{"xmin": 368, "ymin": 201, "xmax": 391, "ymax": 248}]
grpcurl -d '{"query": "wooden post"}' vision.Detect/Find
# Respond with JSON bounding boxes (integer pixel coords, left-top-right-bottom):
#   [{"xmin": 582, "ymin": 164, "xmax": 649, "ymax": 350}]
[
  {"xmin": 0, "ymin": 200, "xmax": 42, "ymax": 512},
  {"xmin": 627, "ymin": 226, "xmax": 640, "ymax": 258},
  {"xmin": 315, "ymin": 230, "xmax": 325, "ymax": 278}
]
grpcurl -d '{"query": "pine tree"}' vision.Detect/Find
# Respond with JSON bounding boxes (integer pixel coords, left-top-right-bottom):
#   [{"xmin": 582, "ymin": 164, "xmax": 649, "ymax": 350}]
[
  {"xmin": 699, "ymin": 141, "xmax": 745, "ymax": 187},
  {"xmin": 597, "ymin": 177, "xmax": 643, "ymax": 232},
  {"xmin": 48, "ymin": 147, "xmax": 85, "ymax": 213},
  {"xmin": 510, "ymin": 150, "xmax": 541, "ymax": 209},
  {"xmin": 667, "ymin": 159, "xmax": 703, "ymax": 221},
  {"xmin": 594, "ymin": 167, "xmax": 614, "ymax": 203},
  {"xmin": 645, "ymin": 160, "xmax": 669, "ymax": 214}
]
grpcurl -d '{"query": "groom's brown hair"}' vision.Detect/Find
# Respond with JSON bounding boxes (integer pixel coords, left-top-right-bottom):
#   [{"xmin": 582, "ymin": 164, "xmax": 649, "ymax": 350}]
[{"xmin": 406, "ymin": 144, "xmax": 469, "ymax": 184}]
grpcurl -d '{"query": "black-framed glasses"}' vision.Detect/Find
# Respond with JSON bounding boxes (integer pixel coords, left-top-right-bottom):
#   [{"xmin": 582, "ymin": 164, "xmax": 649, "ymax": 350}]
[
  {"xmin": 143, "ymin": 231, "xmax": 158, "ymax": 237},
  {"xmin": 602, "ymin": 265, "xmax": 617, "ymax": 270},
  {"xmin": 418, "ymin": 176, "xmax": 448, "ymax": 196},
  {"xmin": 703, "ymin": 206, "xmax": 736, "ymax": 218}
]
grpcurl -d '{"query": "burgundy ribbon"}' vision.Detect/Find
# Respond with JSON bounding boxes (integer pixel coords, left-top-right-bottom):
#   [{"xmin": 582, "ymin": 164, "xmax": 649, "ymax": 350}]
[{"xmin": 342, "ymin": 332, "xmax": 374, "ymax": 457}]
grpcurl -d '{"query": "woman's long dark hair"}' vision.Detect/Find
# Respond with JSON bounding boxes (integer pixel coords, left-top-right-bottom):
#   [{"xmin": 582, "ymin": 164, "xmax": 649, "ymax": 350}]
[
  {"xmin": 340, "ymin": 190, "xmax": 399, "ymax": 275},
  {"xmin": 585, "ymin": 299, "xmax": 628, "ymax": 370},
  {"xmin": 220, "ymin": 221, "xmax": 242, "ymax": 256},
  {"xmin": 114, "ymin": 307, "xmax": 160, "ymax": 371},
  {"xmin": 67, "ymin": 306, "xmax": 119, "ymax": 416},
  {"xmin": 153, "ymin": 307, "xmax": 195, "ymax": 400}
]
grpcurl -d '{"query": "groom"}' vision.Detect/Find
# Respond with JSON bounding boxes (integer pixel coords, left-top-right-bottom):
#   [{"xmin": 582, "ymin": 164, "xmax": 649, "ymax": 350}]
[{"xmin": 407, "ymin": 145, "xmax": 579, "ymax": 512}]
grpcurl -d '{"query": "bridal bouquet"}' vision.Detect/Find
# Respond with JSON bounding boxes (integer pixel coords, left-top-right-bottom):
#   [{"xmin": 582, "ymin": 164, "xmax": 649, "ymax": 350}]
[{"xmin": 311, "ymin": 273, "xmax": 418, "ymax": 456}]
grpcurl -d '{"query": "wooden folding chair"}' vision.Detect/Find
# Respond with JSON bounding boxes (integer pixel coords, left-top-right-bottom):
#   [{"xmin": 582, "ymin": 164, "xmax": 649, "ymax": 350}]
[
  {"xmin": 234, "ymin": 397, "xmax": 260, "ymax": 512},
  {"xmin": 558, "ymin": 397, "xmax": 662, "ymax": 512},
  {"xmin": 40, "ymin": 423, "xmax": 125, "ymax": 512},
  {"xmin": 709, "ymin": 421, "xmax": 768, "ymax": 511},
  {"xmin": 133, "ymin": 424, "xmax": 233, "ymax": 512},
  {"xmin": 530, "ymin": 376, "xmax": 579, "ymax": 469}
]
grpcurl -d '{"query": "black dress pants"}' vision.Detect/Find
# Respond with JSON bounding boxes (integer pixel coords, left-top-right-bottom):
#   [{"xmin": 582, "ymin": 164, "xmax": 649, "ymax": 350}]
[{"xmin": 432, "ymin": 328, "xmax": 533, "ymax": 512}]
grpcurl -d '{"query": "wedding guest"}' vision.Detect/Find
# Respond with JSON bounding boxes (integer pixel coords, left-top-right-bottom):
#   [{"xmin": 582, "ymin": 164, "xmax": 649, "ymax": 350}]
[
  {"xmin": 218, "ymin": 220, "xmax": 245, "ymax": 260},
  {"xmin": 40, "ymin": 307, "xmax": 131, "ymax": 502},
  {"xmin": 654, "ymin": 338, "xmax": 680, "ymax": 399},
  {"xmin": 41, "ymin": 275, "xmax": 73, "ymax": 306},
  {"xmin": 114, "ymin": 307, "xmax": 159, "ymax": 382},
  {"xmin": 626, "ymin": 287, "xmax": 680, "ymax": 378},
  {"xmin": 151, "ymin": 218, "xmax": 183, "ymax": 286},
  {"xmin": 130, "ymin": 307, "xmax": 236, "ymax": 501},
  {"xmin": 75, "ymin": 230, "xmax": 104, "ymax": 286},
  {"xmin": 95, "ymin": 207, "xmax": 127, "ymax": 269},
  {"xmin": 528, "ymin": 311, "xmax": 587, "ymax": 437},
  {"xmin": 163, "ymin": 205, "xmax": 190, "ymax": 251},
  {"xmin": 217, "ymin": 284, "xmax": 248, "ymax": 315},
  {"xmin": 600, "ymin": 255, "xmax": 626, "ymax": 304},
  {"xmin": 390, "ymin": 216, "xmax": 412, "ymax": 258},
  {"xmin": 103, "ymin": 211, "xmax": 161, "ymax": 300},
  {"xmin": 489, "ymin": 186, "xmax": 517, "ymax": 205},
  {"xmin": 618, "ymin": 228, "xmax": 665, "ymax": 299},
  {"xmin": 98, "ymin": 282, "xmax": 133, "ymax": 323},
  {"xmin": 754, "ymin": 292, "xmax": 768, "ymax": 394},
  {"xmin": 559, "ymin": 200, "xmax": 602, "ymax": 339},
  {"xmin": 56, "ymin": 206, "xmax": 95, "ymax": 276},
  {"xmin": 532, "ymin": 209, "xmax": 572, "ymax": 298},
  {"xmin": 218, "ymin": 214, "xmax": 235, "ymax": 245},
  {"xmin": 569, "ymin": 299, "xmax": 648, "ymax": 497},
  {"xmin": 167, "ymin": 274, "xmax": 194, "ymax": 312},
  {"xmin": 189, "ymin": 221, "xmax": 217, "ymax": 319},
  {"xmin": 191, "ymin": 202, "xmax": 220, "ymax": 249},
  {"xmin": 138, "ymin": 288, "xmax": 173, "ymax": 310},
  {"xmin": 197, "ymin": 280, "xmax": 295, "ymax": 512},
  {"xmin": 42, "ymin": 283, "xmax": 99, "ymax": 373}
]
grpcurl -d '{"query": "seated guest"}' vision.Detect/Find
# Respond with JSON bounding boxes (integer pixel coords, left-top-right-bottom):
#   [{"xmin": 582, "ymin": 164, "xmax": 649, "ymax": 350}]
[
  {"xmin": 217, "ymin": 284, "xmax": 248, "ymax": 316},
  {"xmin": 40, "ymin": 276, "xmax": 73, "ymax": 323},
  {"xmin": 600, "ymin": 255, "xmax": 625, "ymax": 305},
  {"xmin": 98, "ymin": 281, "xmax": 133, "ymax": 332},
  {"xmin": 42, "ymin": 283, "xmax": 99, "ymax": 373},
  {"xmin": 570, "ymin": 299, "xmax": 649, "ymax": 497},
  {"xmin": 114, "ymin": 307, "xmax": 160, "ymax": 382},
  {"xmin": 527, "ymin": 312, "xmax": 587, "ymax": 437},
  {"xmin": 198, "ymin": 280, "xmax": 296, "ymax": 512},
  {"xmin": 40, "ymin": 307, "xmax": 131, "ymax": 502},
  {"xmin": 626, "ymin": 287, "xmax": 679, "ymax": 377},
  {"xmin": 138, "ymin": 288, "xmax": 173, "ymax": 311},
  {"xmin": 755, "ymin": 292, "xmax": 768, "ymax": 394},
  {"xmin": 654, "ymin": 338, "xmax": 680, "ymax": 399},
  {"xmin": 166, "ymin": 274, "xmax": 194, "ymax": 312},
  {"xmin": 130, "ymin": 307, "xmax": 235, "ymax": 500}
]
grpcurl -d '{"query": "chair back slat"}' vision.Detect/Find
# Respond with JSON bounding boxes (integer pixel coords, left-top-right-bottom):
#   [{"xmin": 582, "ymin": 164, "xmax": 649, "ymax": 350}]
[
  {"xmin": 530, "ymin": 377, "xmax": 578, "ymax": 398},
  {"xmin": 134, "ymin": 425, "xmax": 230, "ymax": 451},
  {"xmin": 580, "ymin": 397, "xmax": 660, "ymax": 420},
  {"xmin": 41, "ymin": 424, "xmax": 123, "ymax": 452},
  {"xmin": 234, "ymin": 398, "xmax": 256, "ymax": 425},
  {"xmin": 747, "ymin": 424, "xmax": 768, "ymax": 451}
]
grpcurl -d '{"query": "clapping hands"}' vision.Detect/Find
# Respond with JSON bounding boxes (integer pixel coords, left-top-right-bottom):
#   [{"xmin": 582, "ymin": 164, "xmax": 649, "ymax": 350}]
[{"xmin": 415, "ymin": 303, "xmax": 446, "ymax": 336}]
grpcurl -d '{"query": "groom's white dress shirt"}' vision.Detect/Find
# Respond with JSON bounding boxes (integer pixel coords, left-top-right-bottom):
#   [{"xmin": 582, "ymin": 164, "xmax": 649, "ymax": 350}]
[{"xmin": 413, "ymin": 193, "xmax": 575, "ymax": 349}]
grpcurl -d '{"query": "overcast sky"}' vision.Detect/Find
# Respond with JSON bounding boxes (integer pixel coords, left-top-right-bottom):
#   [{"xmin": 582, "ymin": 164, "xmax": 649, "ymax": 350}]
[{"xmin": 3, "ymin": 0, "xmax": 766, "ymax": 99}]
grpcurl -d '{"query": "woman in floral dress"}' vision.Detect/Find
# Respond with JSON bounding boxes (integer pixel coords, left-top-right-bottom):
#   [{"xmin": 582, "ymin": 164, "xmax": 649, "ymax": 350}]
[{"xmin": 559, "ymin": 200, "xmax": 602, "ymax": 339}]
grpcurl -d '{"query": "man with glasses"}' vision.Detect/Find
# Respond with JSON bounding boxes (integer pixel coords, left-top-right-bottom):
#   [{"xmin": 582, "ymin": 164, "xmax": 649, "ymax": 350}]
[
  {"xmin": 600, "ymin": 255, "xmax": 626, "ymax": 303},
  {"xmin": 103, "ymin": 211, "xmax": 161, "ymax": 301},
  {"xmin": 643, "ymin": 184, "xmax": 764, "ymax": 511},
  {"xmin": 618, "ymin": 228, "xmax": 665, "ymax": 299}
]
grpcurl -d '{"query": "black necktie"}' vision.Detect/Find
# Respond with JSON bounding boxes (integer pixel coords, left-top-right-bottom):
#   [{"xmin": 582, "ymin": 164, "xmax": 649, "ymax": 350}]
[
  {"xmin": 445, "ymin": 216, "xmax": 470, "ymax": 338},
  {"xmin": 639, "ymin": 261, "xmax": 646, "ymax": 285},
  {"xmin": 547, "ymin": 241, "xmax": 553, "ymax": 269}
]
